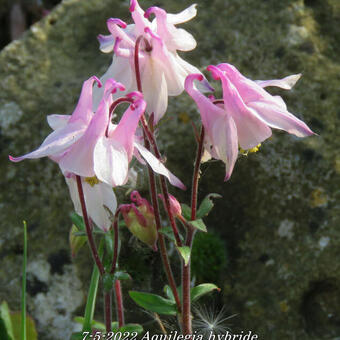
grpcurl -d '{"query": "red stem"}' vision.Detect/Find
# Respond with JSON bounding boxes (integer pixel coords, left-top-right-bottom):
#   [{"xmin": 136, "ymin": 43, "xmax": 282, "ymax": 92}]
[
  {"xmin": 115, "ymin": 280, "xmax": 125, "ymax": 328},
  {"xmin": 106, "ymin": 97, "xmax": 134, "ymax": 137},
  {"xmin": 109, "ymin": 210, "xmax": 124, "ymax": 329},
  {"xmin": 191, "ymin": 127, "xmax": 205, "ymax": 221},
  {"xmin": 134, "ymin": 36, "xmax": 144, "ymax": 92},
  {"xmin": 104, "ymin": 290, "xmax": 112, "ymax": 332},
  {"xmin": 75, "ymin": 175, "xmax": 104, "ymax": 275},
  {"xmin": 144, "ymin": 139, "xmax": 182, "ymax": 312},
  {"xmin": 134, "ymin": 35, "xmax": 181, "ymax": 312},
  {"xmin": 140, "ymin": 115, "xmax": 183, "ymax": 247},
  {"xmin": 182, "ymin": 227, "xmax": 195, "ymax": 335},
  {"xmin": 182, "ymin": 126, "xmax": 205, "ymax": 335}
]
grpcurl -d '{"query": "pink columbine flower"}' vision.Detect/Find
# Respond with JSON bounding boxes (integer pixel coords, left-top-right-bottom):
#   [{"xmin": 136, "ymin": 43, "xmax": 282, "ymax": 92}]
[
  {"xmin": 9, "ymin": 77, "xmax": 124, "ymax": 231},
  {"xmin": 92, "ymin": 91, "xmax": 186, "ymax": 190},
  {"xmin": 185, "ymin": 63, "xmax": 315, "ymax": 180},
  {"xmin": 9, "ymin": 73, "xmax": 185, "ymax": 227},
  {"xmin": 58, "ymin": 78, "xmax": 126, "ymax": 178},
  {"xmin": 96, "ymin": 0, "xmax": 212, "ymax": 122},
  {"xmin": 9, "ymin": 76, "xmax": 102, "ymax": 163}
]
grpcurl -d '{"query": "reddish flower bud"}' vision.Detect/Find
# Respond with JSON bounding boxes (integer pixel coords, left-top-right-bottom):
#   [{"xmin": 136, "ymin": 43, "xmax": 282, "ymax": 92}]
[
  {"xmin": 158, "ymin": 194, "xmax": 182, "ymax": 217},
  {"xmin": 120, "ymin": 192, "xmax": 158, "ymax": 250}
]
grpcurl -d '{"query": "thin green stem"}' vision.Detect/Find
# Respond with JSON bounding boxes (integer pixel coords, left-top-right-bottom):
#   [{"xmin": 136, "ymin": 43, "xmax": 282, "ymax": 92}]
[
  {"xmin": 21, "ymin": 221, "xmax": 27, "ymax": 340},
  {"xmin": 82, "ymin": 241, "xmax": 104, "ymax": 332},
  {"xmin": 110, "ymin": 209, "xmax": 120, "ymax": 274},
  {"xmin": 104, "ymin": 290, "xmax": 113, "ymax": 332}
]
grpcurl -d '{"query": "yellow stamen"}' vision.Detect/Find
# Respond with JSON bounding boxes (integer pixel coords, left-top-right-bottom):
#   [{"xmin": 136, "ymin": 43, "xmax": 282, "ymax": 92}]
[
  {"xmin": 84, "ymin": 176, "xmax": 100, "ymax": 187},
  {"xmin": 240, "ymin": 143, "xmax": 261, "ymax": 155}
]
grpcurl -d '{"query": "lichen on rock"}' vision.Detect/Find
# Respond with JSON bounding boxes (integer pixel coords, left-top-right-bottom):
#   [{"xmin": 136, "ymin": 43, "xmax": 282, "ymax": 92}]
[{"xmin": 0, "ymin": 0, "xmax": 339, "ymax": 339}]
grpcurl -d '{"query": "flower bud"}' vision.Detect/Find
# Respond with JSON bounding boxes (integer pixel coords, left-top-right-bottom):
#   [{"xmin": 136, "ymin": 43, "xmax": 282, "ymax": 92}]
[
  {"xmin": 158, "ymin": 194, "xmax": 182, "ymax": 217},
  {"xmin": 120, "ymin": 191, "xmax": 157, "ymax": 250}
]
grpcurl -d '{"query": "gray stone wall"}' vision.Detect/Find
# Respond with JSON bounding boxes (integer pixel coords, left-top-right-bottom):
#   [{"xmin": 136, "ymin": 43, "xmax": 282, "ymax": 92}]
[{"xmin": 0, "ymin": 0, "xmax": 339, "ymax": 339}]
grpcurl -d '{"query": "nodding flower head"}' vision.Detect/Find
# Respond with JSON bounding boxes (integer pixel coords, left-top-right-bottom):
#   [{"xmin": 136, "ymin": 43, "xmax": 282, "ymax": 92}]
[
  {"xmin": 97, "ymin": 0, "xmax": 212, "ymax": 123},
  {"xmin": 185, "ymin": 63, "xmax": 315, "ymax": 181}
]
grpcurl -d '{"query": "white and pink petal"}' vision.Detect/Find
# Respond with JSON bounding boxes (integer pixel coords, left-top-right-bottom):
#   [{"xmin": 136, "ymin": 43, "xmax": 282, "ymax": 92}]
[
  {"xmin": 9, "ymin": 121, "xmax": 86, "ymax": 162},
  {"xmin": 248, "ymin": 101, "xmax": 314, "ymax": 137},
  {"xmin": 94, "ymin": 137, "xmax": 129, "ymax": 187},
  {"xmin": 255, "ymin": 74, "xmax": 301, "ymax": 90},
  {"xmin": 134, "ymin": 142, "xmax": 186, "ymax": 190}
]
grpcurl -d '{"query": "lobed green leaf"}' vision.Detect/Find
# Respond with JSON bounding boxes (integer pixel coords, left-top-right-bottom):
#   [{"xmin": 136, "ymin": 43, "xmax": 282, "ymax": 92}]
[
  {"xmin": 70, "ymin": 213, "xmax": 85, "ymax": 231},
  {"xmin": 191, "ymin": 283, "xmax": 220, "ymax": 302},
  {"xmin": 196, "ymin": 193, "xmax": 222, "ymax": 219},
  {"xmin": 177, "ymin": 246, "xmax": 191, "ymax": 266},
  {"xmin": 180, "ymin": 204, "xmax": 192, "ymax": 220},
  {"xmin": 129, "ymin": 291, "xmax": 177, "ymax": 315},
  {"xmin": 188, "ymin": 219, "xmax": 207, "ymax": 232}
]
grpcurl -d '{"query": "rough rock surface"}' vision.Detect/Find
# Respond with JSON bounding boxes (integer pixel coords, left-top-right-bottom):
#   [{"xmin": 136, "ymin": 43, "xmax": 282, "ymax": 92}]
[{"xmin": 0, "ymin": 0, "xmax": 339, "ymax": 339}]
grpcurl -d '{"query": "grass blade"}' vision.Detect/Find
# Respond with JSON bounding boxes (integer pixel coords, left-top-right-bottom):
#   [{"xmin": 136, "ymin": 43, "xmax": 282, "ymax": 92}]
[
  {"xmin": 21, "ymin": 221, "xmax": 27, "ymax": 340},
  {"xmin": 82, "ymin": 240, "xmax": 104, "ymax": 331}
]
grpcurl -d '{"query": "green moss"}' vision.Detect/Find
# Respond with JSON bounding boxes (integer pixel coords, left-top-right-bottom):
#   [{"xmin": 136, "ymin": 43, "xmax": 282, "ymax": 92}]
[{"xmin": 191, "ymin": 232, "xmax": 227, "ymax": 284}]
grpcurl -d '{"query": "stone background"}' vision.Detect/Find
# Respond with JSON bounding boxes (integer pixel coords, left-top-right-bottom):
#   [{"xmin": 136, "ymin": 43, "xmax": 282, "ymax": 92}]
[{"xmin": 0, "ymin": 0, "xmax": 339, "ymax": 339}]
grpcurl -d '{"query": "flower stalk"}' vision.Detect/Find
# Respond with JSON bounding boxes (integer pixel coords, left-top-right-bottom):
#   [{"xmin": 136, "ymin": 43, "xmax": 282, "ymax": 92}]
[
  {"xmin": 134, "ymin": 33, "xmax": 182, "ymax": 312},
  {"xmin": 76, "ymin": 175, "xmax": 104, "ymax": 276},
  {"xmin": 182, "ymin": 126, "xmax": 205, "ymax": 334},
  {"xmin": 191, "ymin": 127, "xmax": 205, "ymax": 221},
  {"xmin": 115, "ymin": 280, "xmax": 125, "ymax": 328}
]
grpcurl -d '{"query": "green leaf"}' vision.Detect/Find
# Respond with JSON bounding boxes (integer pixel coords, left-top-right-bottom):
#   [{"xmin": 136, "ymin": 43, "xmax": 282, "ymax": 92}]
[
  {"xmin": 177, "ymin": 246, "xmax": 191, "ymax": 266},
  {"xmin": 188, "ymin": 219, "xmax": 207, "ymax": 232},
  {"xmin": 70, "ymin": 332, "xmax": 85, "ymax": 340},
  {"xmin": 191, "ymin": 283, "xmax": 220, "ymax": 302},
  {"xmin": 163, "ymin": 285, "xmax": 175, "ymax": 302},
  {"xmin": 10, "ymin": 313, "xmax": 37, "ymax": 340},
  {"xmin": 118, "ymin": 220, "xmax": 126, "ymax": 227},
  {"xmin": 119, "ymin": 324, "xmax": 143, "ymax": 334},
  {"xmin": 159, "ymin": 227, "xmax": 183, "ymax": 243},
  {"xmin": 158, "ymin": 227, "xmax": 176, "ymax": 242},
  {"xmin": 103, "ymin": 273, "xmax": 115, "ymax": 292},
  {"xmin": 104, "ymin": 230, "xmax": 114, "ymax": 259},
  {"xmin": 75, "ymin": 317, "xmax": 118, "ymax": 332},
  {"xmin": 196, "ymin": 193, "xmax": 222, "ymax": 219},
  {"xmin": 114, "ymin": 271, "xmax": 131, "ymax": 281},
  {"xmin": 0, "ymin": 301, "xmax": 14, "ymax": 340},
  {"xmin": 21, "ymin": 221, "xmax": 27, "ymax": 340},
  {"xmin": 129, "ymin": 291, "xmax": 177, "ymax": 315},
  {"xmin": 69, "ymin": 225, "xmax": 87, "ymax": 257},
  {"xmin": 0, "ymin": 317, "xmax": 11, "ymax": 340},
  {"xmin": 181, "ymin": 204, "xmax": 192, "ymax": 220},
  {"xmin": 103, "ymin": 230, "xmax": 115, "ymax": 271},
  {"xmin": 70, "ymin": 213, "xmax": 85, "ymax": 231},
  {"xmin": 72, "ymin": 229, "xmax": 106, "ymax": 237}
]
